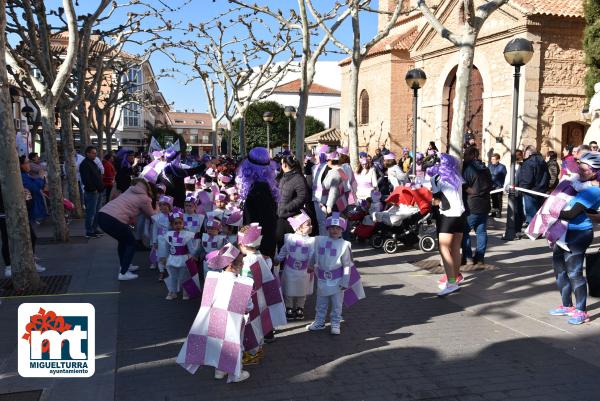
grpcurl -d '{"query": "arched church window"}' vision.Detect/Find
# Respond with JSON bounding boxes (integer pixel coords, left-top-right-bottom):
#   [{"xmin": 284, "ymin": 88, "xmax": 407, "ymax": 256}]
[{"xmin": 360, "ymin": 90, "xmax": 369, "ymax": 125}]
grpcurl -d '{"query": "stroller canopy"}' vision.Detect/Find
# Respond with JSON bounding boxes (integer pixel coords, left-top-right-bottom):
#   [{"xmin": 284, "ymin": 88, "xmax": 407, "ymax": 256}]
[{"xmin": 385, "ymin": 186, "xmax": 432, "ymax": 215}]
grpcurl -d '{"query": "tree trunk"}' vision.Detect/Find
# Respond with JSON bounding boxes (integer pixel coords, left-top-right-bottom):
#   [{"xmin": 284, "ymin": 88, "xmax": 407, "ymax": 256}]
[
  {"xmin": 295, "ymin": 89, "xmax": 308, "ymax": 161},
  {"xmin": 60, "ymin": 109, "xmax": 83, "ymax": 218},
  {"xmin": 347, "ymin": 58, "xmax": 361, "ymax": 171},
  {"xmin": 40, "ymin": 106, "xmax": 69, "ymax": 241},
  {"xmin": 238, "ymin": 112, "xmax": 246, "ymax": 156},
  {"xmin": 78, "ymin": 100, "xmax": 90, "ymax": 149},
  {"xmin": 0, "ymin": 0, "xmax": 40, "ymax": 291},
  {"xmin": 448, "ymin": 42, "xmax": 476, "ymax": 158}
]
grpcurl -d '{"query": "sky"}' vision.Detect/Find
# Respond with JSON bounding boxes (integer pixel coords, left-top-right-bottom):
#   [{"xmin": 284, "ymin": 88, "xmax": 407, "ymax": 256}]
[{"xmin": 46, "ymin": 0, "xmax": 379, "ymax": 114}]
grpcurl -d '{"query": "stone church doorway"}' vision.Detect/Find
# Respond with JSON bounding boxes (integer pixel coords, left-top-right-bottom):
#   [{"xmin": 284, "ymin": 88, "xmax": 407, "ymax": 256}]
[{"xmin": 445, "ymin": 66, "xmax": 484, "ymax": 152}]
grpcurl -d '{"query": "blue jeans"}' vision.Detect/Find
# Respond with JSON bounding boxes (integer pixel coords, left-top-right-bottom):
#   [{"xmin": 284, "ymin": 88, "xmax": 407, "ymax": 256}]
[
  {"xmin": 84, "ymin": 191, "xmax": 101, "ymax": 235},
  {"xmin": 98, "ymin": 212, "xmax": 136, "ymax": 274},
  {"xmin": 552, "ymin": 229, "xmax": 593, "ymax": 311},
  {"xmin": 462, "ymin": 213, "xmax": 488, "ymax": 261},
  {"xmin": 523, "ymin": 194, "xmax": 543, "ymax": 224}
]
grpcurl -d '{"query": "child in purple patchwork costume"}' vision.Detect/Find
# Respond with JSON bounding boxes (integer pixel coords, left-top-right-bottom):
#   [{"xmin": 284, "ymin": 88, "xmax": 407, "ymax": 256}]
[
  {"xmin": 307, "ymin": 213, "xmax": 355, "ymax": 335},
  {"xmin": 176, "ymin": 243, "xmax": 254, "ymax": 383},
  {"xmin": 151, "ymin": 195, "xmax": 173, "ymax": 281},
  {"xmin": 158, "ymin": 209, "xmax": 198, "ymax": 300},
  {"xmin": 196, "ymin": 217, "xmax": 226, "ymax": 277},
  {"xmin": 275, "ymin": 210, "xmax": 315, "ymax": 321},
  {"xmin": 183, "ymin": 194, "xmax": 205, "ymax": 235}
]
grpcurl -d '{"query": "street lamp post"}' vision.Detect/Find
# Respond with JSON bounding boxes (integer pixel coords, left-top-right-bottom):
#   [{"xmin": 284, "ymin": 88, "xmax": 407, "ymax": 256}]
[
  {"xmin": 405, "ymin": 68, "xmax": 427, "ymax": 177},
  {"xmin": 284, "ymin": 106, "xmax": 296, "ymax": 153},
  {"xmin": 263, "ymin": 111, "xmax": 273, "ymax": 154},
  {"xmin": 502, "ymin": 37, "xmax": 534, "ymax": 241}
]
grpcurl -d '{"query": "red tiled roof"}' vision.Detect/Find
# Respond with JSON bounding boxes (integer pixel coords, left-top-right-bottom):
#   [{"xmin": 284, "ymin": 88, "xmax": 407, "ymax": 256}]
[
  {"xmin": 339, "ymin": 26, "xmax": 418, "ymax": 66},
  {"xmin": 509, "ymin": 0, "xmax": 583, "ymax": 17},
  {"xmin": 272, "ymin": 79, "xmax": 340, "ymax": 95},
  {"xmin": 167, "ymin": 112, "xmax": 212, "ymax": 128}
]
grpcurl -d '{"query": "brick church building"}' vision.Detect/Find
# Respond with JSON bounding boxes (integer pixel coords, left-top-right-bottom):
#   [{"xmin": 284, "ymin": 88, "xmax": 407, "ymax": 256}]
[{"xmin": 340, "ymin": 0, "xmax": 586, "ymax": 161}]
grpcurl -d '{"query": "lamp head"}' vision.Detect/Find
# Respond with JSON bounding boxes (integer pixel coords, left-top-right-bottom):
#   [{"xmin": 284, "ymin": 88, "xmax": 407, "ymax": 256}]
[
  {"xmin": 405, "ymin": 68, "xmax": 427, "ymax": 90},
  {"xmin": 503, "ymin": 38, "xmax": 534, "ymax": 67},
  {"xmin": 262, "ymin": 111, "xmax": 274, "ymax": 122},
  {"xmin": 284, "ymin": 105, "xmax": 296, "ymax": 118}
]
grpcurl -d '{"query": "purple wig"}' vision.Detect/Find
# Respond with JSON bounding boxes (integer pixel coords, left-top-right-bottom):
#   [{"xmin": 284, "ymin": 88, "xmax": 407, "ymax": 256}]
[
  {"xmin": 235, "ymin": 147, "xmax": 279, "ymax": 202},
  {"xmin": 426, "ymin": 153, "xmax": 463, "ymax": 190}
]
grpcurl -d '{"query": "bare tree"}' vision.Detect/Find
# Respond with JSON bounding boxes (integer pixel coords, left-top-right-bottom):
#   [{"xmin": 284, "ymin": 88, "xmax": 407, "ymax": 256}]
[
  {"xmin": 0, "ymin": 0, "xmax": 39, "ymax": 290},
  {"xmin": 417, "ymin": 0, "xmax": 508, "ymax": 156},
  {"xmin": 5, "ymin": 0, "xmax": 80, "ymax": 241},
  {"xmin": 162, "ymin": 11, "xmax": 298, "ymax": 155},
  {"xmin": 310, "ymin": 0, "xmax": 408, "ymax": 169},
  {"xmin": 228, "ymin": 1, "xmax": 351, "ymax": 161}
]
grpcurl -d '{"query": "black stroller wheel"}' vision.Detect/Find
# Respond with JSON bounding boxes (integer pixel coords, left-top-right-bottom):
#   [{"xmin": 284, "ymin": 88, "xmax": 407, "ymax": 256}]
[
  {"xmin": 383, "ymin": 239, "xmax": 398, "ymax": 254},
  {"xmin": 419, "ymin": 235, "xmax": 436, "ymax": 252},
  {"xmin": 371, "ymin": 235, "xmax": 385, "ymax": 249}
]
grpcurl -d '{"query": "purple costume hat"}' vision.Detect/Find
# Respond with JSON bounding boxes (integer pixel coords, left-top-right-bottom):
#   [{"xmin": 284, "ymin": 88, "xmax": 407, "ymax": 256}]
[
  {"xmin": 206, "ymin": 243, "xmax": 240, "ymax": 270},
  {"xmin": 326, "ymin": 212, "xmax": 347, "ymax": 231},
  {"xmin": 287, "ymin": 210, "xmax": 311, "ymax": 231}
]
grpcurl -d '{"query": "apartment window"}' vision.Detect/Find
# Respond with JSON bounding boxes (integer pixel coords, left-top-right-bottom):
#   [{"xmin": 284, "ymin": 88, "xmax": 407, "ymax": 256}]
[
  {"xmin": 123, "ymin": 102, "xmax": 141, "ymax": 127},
  {"xmin": 189, "ymin": 135, "xmax": 198, "ymax": 143},
  {"xmin": 200, "ymin": 135, "xmax": 209, "ymax": 143},
  {"xmin": 126, "ymin": 67, "xmax": 142, "ymax": 93},
  {"xmin": 174, "ymin": 119, "xmax": 185, "ymax": 123},
  {"xmin": 176, "ymin": 128, "xmax": 183, "ymax": 134}
]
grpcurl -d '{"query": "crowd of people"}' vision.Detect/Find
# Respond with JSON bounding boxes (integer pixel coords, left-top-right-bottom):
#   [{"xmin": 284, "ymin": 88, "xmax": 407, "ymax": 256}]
[{"xmin": 4, "ymin": 134, "xmax": 600, "ymax": 381}]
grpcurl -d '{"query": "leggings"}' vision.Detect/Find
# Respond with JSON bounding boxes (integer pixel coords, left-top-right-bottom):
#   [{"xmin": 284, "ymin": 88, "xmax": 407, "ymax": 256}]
[
  {"xmin": 552, "ymin": 229, "xmax": 593, "ymax": 311},
  {"xmin": 0, "ymin": 217, "xmax": 37, "ymax": 266},
  {"xmin": 98, "ymin": 212, "xmax": 136, "ymax": 275}
]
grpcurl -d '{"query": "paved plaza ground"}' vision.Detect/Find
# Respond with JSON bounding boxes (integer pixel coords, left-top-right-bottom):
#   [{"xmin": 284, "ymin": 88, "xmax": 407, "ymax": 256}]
[{"xmin": 2, "ymin": 218, "xmax": 600, "ymax": 401}]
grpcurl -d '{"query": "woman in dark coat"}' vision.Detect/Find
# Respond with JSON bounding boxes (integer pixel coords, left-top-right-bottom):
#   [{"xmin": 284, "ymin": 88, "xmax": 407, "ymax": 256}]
[
  {"xmin": 238, "ymin": 147, "xmax": 278, "ymax": 259},
  {"xmin": 276, "ymin": 154, "xmax": 310, "ymax": 250}
]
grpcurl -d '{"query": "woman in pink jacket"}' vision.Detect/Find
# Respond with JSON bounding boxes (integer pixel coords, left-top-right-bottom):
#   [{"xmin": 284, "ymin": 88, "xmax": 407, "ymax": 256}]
[{"xmin": 98, "ymin": 178, "xmax": 157, "ymax": 280}]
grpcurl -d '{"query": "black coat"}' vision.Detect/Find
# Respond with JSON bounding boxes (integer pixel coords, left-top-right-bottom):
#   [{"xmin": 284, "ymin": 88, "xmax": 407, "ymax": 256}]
[
  {"xmin": 243, "ymin": 181, "xmax": 277, "ymax": 259},
  {"xmin": 462, "ymin": 159, "xmax": 492, "ymax": 214},
  {"xmin": 519, "ymin": 153, "xmax": 550, "ymax": 193},
  {"xmin": 158, "ymin": 163, "xmax": 205, "ymax": 208},
  {"xmin": 115, "ymin": 164, "xmax": 133, "ymax": 193},
  {"xmin": 277, "ymin": 170, "xmax": 309, "ymax": 219},
  {"xmin": 79, "ymin": 158, "xmax": 104, "ymax": 193}
]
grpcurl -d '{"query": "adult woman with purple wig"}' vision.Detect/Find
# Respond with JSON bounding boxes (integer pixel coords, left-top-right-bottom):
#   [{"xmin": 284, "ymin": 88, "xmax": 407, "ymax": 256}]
[
  {"xmin": 549, "ymin": 151, "xmax": 600, "ymax": 325},
  {"xmin": 426, "ymin": 153, "xmax": 466, "ymax": 297},
  {"xmin": 237, "ymin": 147, "xmax": 278, "ymax": 258}
]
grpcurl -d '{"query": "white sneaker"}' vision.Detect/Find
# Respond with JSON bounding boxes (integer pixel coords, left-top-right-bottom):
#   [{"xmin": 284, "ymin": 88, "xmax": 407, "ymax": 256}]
[
  {"xmin": 35, "ymin": 263, "xmax": 46, "ymax": 273},
  {"xmin": 231, "ymin": 370, "xmax": 250, "ymax": 383},
  {"xmin": 437, "ymin": 283, "xmax": 460, "ymax": 297},
  {"xmin": 330, "ymin": 325, "xmax": 341, "ymax": 335},
  {"xmin": 306, "ymin": 321, "xmax": 326, "ymax": 331},
  {"xmin": 128, "ymin": 265, "xmax": 139, "ymax": 272},
  {"xmin": 149, "ymin": 263, "xmax": 157, "ymax": 270},
  {"xmin": 4, "ymin": 266, "xmax": 11, "ymax": 278},
  {"xmin": 118, "ymin": 271, "xmax": 138, "ymax": 281},
  {"xmin": 214, "ymin": 369, "xmax": 227, "ymax": 380}
]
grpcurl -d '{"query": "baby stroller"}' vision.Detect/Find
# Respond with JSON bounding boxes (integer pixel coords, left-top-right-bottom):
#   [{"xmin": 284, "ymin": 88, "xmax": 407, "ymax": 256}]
[
  {"xmin": 370, "ymin": 186, "xmax": 437, "ymax": 254},
  {"xmin": 346, "ymin": 203, "xmax": 369, "ymax": 241}
]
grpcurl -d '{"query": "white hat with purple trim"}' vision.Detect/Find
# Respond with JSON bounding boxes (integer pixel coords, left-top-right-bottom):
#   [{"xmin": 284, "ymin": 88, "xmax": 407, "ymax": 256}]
[
  {"xmin": 159, "ymin": 195, "xmax": 174, "ymax": 206},
  {"xmin": 206, "ymin": 217, "xmax": 222, "ymax": 230},
  {"xmin": 214, "ymin": 193, "xmax": 227, "ymax": 202},
  {"xmin": 287, "ymin": 210, "xmax": 311, "ymax": 231},
  {"xmin": 383, "ymin": 152, "xmax": 396, "ymax": 161},
  {"xmin": 206, "ymin": 243, "xmax": 240, "ymax": 270},
  {"xmin": 224, "ymin": 210, "xmax": 243, "ymax": 227},
  {"xmin": 326, "ymin": 151, "xmax": 339, "ymax": 161},
  {"xmin": 225, "ymin": 187, "xmax": 238, "ymax": 195},
  {"xmin": 238, "ymin": 223, "xmax": 262, "ymax": 247},
  {"xmin": 326, "ymin": 212, "xmax": 347, "ymax": 230},
  {"xmin": 218, "ymin": 173, "xmax": 232, "ymax": 183}
]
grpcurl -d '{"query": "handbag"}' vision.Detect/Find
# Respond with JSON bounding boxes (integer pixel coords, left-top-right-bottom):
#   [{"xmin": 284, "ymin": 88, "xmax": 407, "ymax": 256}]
[{"xmin": 585, "ymin": 249, "xmax": 600, "ymax": 297}]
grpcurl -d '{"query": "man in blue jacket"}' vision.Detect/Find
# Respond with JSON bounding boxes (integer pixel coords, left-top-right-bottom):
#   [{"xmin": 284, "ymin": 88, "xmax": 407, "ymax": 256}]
[{"xmin": 488, "ymin": 153, "xmax": 507, "ymax": 218}]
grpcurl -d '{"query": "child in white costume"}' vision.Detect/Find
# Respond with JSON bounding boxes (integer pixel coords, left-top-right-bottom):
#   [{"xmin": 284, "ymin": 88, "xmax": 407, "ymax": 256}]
[
  {"xmin": 183, "ymin": 195, "xmax": 204, "ymax": 235},
  {"xmin": 158, "ymin": 209, "xmax": 198, "ymax": 300},
  {"xmin": 151, "ymin": 195, "xmax": 173, "ymax": 281},
  {"xmin": 208, "ymin": 192, "xmax": 228, "ymax": 222},
  {"xmin": 196, "ymin": 217, "xmax": 227, "ymax": 277},
  {"xmin": 275, "ymin": 210, "xmax": 315, "ymax": 321},
  {"xmin": 307, "ymin": 212, "xmax": 352, "ymax": 335}
]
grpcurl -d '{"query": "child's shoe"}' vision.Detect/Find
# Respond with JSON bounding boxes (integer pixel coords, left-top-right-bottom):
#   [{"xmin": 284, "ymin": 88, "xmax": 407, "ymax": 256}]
[
  {"xmin": 285, "ymin": 307, "xmax": 296, "ymax": 320},
  {"xmin": 158, "ymin": 271, "xmax": 167, "ymax": 282},
  {"xmin": 182, "ymin": 293, "xmax": 190, "ymax": 300},
  {"xmin": 306, "ymin": 321, "xmax": 326, "ymax": 331},
  {"xmin": 149, "ymin": 263, "xmax": 157, "ymax": 270},
  {"xmin": 214, "ymin": 369, "xmax": 227, "ymax": 380},
  {"xmin": 242, "ymin": 352, "xmax": 260, "ymax": 365},
  {"xmin": 231, "ymin": 370, "xmax": 250, "ymax": 383},
  {"xmin": 165, "ymin": 293, "xmax": 177, "ymax": 300},
  {"xmin": 330, "ymin": 324, "xmax": 341, "ymax": 335},
  {"xmin": 295, "ymin": 307, "xmax": 305, "ymax": 320},
  {"xmin": 437, "ymin": 273, "xmax": 463, "ymax": 289}
]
